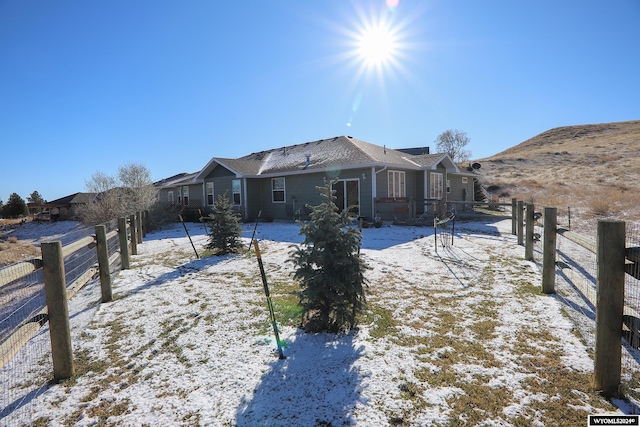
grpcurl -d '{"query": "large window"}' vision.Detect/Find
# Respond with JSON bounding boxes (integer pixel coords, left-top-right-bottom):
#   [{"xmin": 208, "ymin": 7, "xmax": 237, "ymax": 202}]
[
  {"xmin": 430, "ymin": 172, "xmax": 443, "ymax": 199},
  {"xmin": 272, "ymin": 177, "xmax": 285, "ymax": 203},
  {"xmin": 388, "ymin": 170, "xmax": 405, "ymax": 198},
  {"xmin": 167, "ymin": 191, "xmax": 174, "ymax": 205},
  {"xmin": 232, "ymin": 179, "xmax": 241, "ymax": 205},
  {"xmin": 182, "ymin": 186, "xmax": 190, "ymax": 206},
  {"xmin": 206, "ymin": 182, "xmax": 214, "ymax": 205}
]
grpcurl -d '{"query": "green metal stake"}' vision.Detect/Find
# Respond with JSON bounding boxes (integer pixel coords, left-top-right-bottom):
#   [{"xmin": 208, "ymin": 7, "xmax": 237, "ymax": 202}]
[
  {"xmin": 179, "ymin": 214, "xmax": 200, "ymax": 259},
  {"xmin": 253, "ymin": 239, "xmax": 286, "ymax": 359}
]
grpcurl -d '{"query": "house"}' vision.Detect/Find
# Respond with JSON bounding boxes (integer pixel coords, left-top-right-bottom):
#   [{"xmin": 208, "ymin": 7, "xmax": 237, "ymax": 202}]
[
  {"xmin": 157, "ymin": 136, "xmax": 477, "ymax": 222},
  {"xmin": 45, "ymin": 193, "xmax": 96, "ymax": 221}
]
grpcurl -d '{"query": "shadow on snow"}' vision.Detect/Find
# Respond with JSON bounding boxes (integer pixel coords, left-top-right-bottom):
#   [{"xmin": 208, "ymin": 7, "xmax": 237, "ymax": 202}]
[{"xmin": 235, "ymin": 330, "xmax": 366, "ymax": 427}]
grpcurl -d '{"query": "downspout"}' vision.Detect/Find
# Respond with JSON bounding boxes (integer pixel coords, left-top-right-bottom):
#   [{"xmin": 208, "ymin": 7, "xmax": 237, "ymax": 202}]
[
  {"xmin": 202, "ymin": 182, "xmax": 205, "ymax": 213},
  {"xmin": 242, "ymin": 177, "xmax": 248, "ymax": 220},
  {"xmin": 373, "ymin": 166, "xmax": 388, "ymax": 219},
  {"xmin": 424, "ymin": 170, "xmax": 428, "ymax": 210}
]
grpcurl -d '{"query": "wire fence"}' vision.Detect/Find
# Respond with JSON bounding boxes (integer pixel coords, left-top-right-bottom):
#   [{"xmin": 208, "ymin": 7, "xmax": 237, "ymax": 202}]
[
  {"xmin": 622, "ymin": 223, "xmax": 640, "ymax": 404},
  {"xmin": 554, "ymin": 217, "xmax": 597, "ymax": 354},
  {"xmin": 0, "ymin": 218, "xmax": 127, "ymax": 426},
  {"xmin": 0, "ymin": 260, "xmax": 50, "ymax": 424},
  {"xmin": 435, "ymin": 214, "xmax": 455, "ymax": 251},
  {"xmin": 524, "ymin": 204, "xmax": 640, "ymax": 406}
]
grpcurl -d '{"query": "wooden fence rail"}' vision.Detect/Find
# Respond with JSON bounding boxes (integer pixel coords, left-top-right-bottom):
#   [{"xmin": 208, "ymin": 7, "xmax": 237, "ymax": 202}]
[{"xmin": 0, "ymin": 213, "xmax": 143, "ymax": 378}]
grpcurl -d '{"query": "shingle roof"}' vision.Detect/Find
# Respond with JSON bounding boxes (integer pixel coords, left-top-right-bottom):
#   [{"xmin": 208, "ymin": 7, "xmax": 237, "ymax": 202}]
[
  {"xmin": 195, "ymin": 135, "xmax": 459, "ymax": 180},
  {"xmin": 47, "ymin": 192, "xmax": 96, "ymax": 206},
  {"xmin": 154, "ymin": 172, "xmax": 199, "ymax": 188},
  {"xmin": 212, "ymin": 158, "xmax": 263, "ymax": 176},
  {"xmin": 234, "ymin": 136, "xmax": 437, "ymax": 175}
]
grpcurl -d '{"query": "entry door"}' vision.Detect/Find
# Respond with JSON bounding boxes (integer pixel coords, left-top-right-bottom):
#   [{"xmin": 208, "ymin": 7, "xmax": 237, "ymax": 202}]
[{"xmin": 334, "ymin": 179, "xmax": 360, "ymax": 215}]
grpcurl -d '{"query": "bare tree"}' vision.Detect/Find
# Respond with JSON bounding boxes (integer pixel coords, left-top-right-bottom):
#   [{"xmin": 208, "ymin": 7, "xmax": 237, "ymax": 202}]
[
  {"xmin": 77, "ymin": 164, "xmax": 161, "ymax": 224},
  {"xmin": 77, "ymin": 171, "xmax": 121, "ymax": 224},
  {"xmin": 434, "ymin": 129, "xmax": 471, "ymax": 163},
  {"xmin": 118, "ymin": 163, "xmax": 158, "ymax": 215}
]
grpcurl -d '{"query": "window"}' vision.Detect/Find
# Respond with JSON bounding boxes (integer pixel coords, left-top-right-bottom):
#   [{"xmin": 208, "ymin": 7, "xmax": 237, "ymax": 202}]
[
  {"xmin": 182, "ymin": 186, "xmax": 190, "ymax": 206},
  {"xmin": 446, "ymin": 179, "xmax": 451, "ymax": 194},
  {"xmin": 387, "ymin": 170, "xmax": 406, "ymax": 198},
  {"xmin": 462, "ymin": 177, "xmax": 468, "ymax": 184},
  {"xmin": 232, "ymin": 179, "xmax": 241, "ymax": 205},
  {"xmin": 168, "ymin": 191, "xmax": 174, "ymax": 205},
  {"xmin": 272, "ymin": 177, "xmax": 285, "ymax": 203},
  {"xmin": 430, "ymin": 172, "xmax": 443, "ymax": 199},
  {"xmin": 206, "ymin": 182, "xmax": 214, "ymax": 205}
]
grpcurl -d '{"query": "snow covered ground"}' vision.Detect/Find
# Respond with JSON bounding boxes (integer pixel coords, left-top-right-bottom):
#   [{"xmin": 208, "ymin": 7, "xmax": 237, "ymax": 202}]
[{"xmin": 1, "ymin": 217, "xmax": 630, "ymax": 426}]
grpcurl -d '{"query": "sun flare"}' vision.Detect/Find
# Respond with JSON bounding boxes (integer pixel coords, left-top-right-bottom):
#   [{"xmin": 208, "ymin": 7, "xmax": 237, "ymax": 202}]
[{"xmin": 357, "ymin": 24, "xmax": 397, "ymax": 67}]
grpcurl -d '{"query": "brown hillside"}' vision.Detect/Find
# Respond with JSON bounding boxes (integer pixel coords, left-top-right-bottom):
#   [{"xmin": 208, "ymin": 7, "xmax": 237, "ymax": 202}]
[{"xmin": 472, "ymin": 120, "xmax": 640, "ymax": 232}]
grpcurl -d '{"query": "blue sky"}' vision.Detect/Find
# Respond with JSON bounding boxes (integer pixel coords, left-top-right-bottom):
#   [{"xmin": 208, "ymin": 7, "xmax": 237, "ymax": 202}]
[{"xmin": 1, "ymin": 0, "xmax": 639, "ymax": 203}]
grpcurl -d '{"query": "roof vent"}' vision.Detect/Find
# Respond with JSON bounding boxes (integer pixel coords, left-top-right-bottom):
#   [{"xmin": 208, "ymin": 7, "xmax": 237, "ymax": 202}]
[{"xmin": 303, "ymin": 153, "xmax": 311, "ymax": 169}]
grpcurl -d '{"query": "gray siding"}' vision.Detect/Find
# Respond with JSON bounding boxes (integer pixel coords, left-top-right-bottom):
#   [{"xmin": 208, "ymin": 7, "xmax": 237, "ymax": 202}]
[
  {"xmin": 158, "ymin": 184, "xmax": 202, "ymax": 207},
  {"xmin": 170, "ymin": 183, "xmax": 203, "ymax": 208},
  {"xmin": 201, "ymin": 165, "xmax": 237, "ymax": 216},
  {"xmin": 448, "ymin": 175, "xmax": 473, "ymax": 202},
  {"xmin": 374, "ymin": 169, "xmax": 420, "ymax": 197},
  {"xmin": 245, "ymin": 179, "xmax": 262, "ymax": 221},
  {"xmin": 254, "ymin": 169, "xmax": 374, "ymax": 221},
  {"xmin": 190, "ymin": 161, "xmax": 471, "ymax": 222}
]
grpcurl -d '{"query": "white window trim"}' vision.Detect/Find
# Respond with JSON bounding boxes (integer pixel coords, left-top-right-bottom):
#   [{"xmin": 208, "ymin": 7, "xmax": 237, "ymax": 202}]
[
  {"xmin": 232, "ymin": 179, "xmax": 241, "ymax": 206},
  {"xmin": 388, "ymin": 170, "xmax": 406, "ymax": 198},
  {"xmin": 206, "ymin": 182, "xmax": 215, "ymax": 206},
  {"xmin": 271, "ymin": 177, "xmax": 286, "ymax": 203},
  {"xmin": 182, "ymin": 186, "xmax": 190, "ymax": 206},
  {"xmin": 430, "ymin": 172, "xmax": 443, "ymax": 199}
]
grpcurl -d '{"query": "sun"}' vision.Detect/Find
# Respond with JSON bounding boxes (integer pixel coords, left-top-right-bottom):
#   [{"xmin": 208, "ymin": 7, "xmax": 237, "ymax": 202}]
[{"xmin": 357, "ymin": 23, "xmax": 398, "ymax": 68}]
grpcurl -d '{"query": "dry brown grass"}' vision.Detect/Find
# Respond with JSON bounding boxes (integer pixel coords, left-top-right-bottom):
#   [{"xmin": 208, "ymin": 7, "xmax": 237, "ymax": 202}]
[
  {"xmin": 0, "ymin": 218, "xmax": 41, "ymax": 267},
  {"xmin": 475, "ymin": 120, "xmax": 640, "ymax": 230},
  {"xmin": 0, "ymin": 239, "xmax": 40, "ymax": 267}
]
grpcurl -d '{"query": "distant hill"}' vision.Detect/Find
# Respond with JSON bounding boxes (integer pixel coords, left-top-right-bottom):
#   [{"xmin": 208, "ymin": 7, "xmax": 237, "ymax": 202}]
[{"xmin": 472, "ymin": 120, "xmax": 640, "ymax": 229}]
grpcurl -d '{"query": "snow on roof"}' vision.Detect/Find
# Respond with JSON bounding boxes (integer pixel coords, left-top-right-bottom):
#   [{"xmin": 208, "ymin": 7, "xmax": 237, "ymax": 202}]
[
  {"xmin": 236, "ymin": 136, "xmax": 447, "ymax": 175},
  {"xmin": 194, "ymin": 136, "xmax": 459, "ymax": 180},
  {"xmin": 154, "ymin": 172, "xmax": 199, "ymax": 188}
]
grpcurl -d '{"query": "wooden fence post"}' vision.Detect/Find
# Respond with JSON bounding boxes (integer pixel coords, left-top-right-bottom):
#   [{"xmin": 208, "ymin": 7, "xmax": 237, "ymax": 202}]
[
  {"xmin": 542, "ymin": 207, "xmax": 557, "ymax": 294},
  {"xmin": 130, "ymin": 214, "xmax": 138, "ymax": 256},
  {"xmin": 594, "ymin": 220, "xmax": 626, "ymax": 397},
  {"xmin": 117, "ymin": 217, "xmax": 130, "ymax": 270},
  {"xmin": 525, "ymin": 203, "xmax": 534, "ymax": 261},
  {"xmin": 136, "ymin": 211, "xmax": 143, "ymax": 244},
  {"xmin": 95, "ymin": 225, "xmax": 112, "ymax": 303},
  {"xmin": 517, "ymin": 200, "xmax": 524, "ymax": 246},
  {"xmin": 511, "ymin": 198, "xmax": 517, "ymax": 235},
  {"xmin": 41, "ymin": 241, "xmax": 74, "ymax": 381}
]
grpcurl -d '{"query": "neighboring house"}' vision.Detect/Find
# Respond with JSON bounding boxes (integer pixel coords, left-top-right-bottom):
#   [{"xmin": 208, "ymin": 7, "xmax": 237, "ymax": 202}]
[
  {"xmin": 45, "ymin": 193, "xmax": 96, "ymax": 221},
  {"xmin": 157, "ymin": 136, "xmax": 477, "ymax": 222},
  {"xmin": 154, "ymin": 172, "xmax": 202, "ymax": 220}
]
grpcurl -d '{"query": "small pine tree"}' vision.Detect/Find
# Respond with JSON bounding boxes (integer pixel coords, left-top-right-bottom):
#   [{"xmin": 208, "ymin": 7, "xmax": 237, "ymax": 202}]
[
  {"xmin": 290, "ymin": 179, "xmax": 368, "ymax": 333},
  {"xmin": 206, "ymin": 193, "xmax": 242, "ymax": 255}
]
